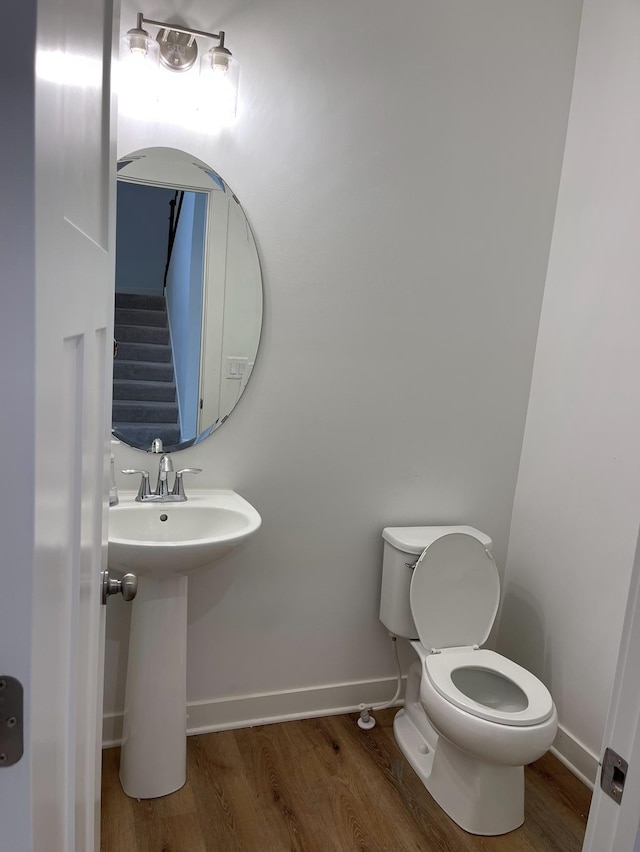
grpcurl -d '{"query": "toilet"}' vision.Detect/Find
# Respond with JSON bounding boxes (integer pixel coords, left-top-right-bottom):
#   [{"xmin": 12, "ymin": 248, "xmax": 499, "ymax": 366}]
[{"xmin": 379, "ymin": 525, "xmax": 557, "ymax": 836}]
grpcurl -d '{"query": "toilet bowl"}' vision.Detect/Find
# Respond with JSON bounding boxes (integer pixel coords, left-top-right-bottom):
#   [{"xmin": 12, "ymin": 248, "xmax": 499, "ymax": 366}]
[{"xmin": 379, "ymin": 526, "xmax": 557, "ymax": 836}]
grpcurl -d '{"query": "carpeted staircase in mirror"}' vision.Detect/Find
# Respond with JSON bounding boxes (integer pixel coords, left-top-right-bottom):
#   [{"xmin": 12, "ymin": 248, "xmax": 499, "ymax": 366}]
[{"xmin": 113, "ymin": 293, "xmax": 180, "ymax": 448}]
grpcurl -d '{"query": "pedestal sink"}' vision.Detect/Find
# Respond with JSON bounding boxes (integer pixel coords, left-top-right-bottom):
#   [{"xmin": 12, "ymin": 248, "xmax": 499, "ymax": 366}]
[{"xmin": 108, "ymin": 490, "xmax": 261, "ymax": 799}]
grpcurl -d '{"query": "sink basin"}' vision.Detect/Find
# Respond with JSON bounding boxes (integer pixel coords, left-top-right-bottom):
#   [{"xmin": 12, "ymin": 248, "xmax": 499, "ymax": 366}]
[{"xmin": 108, "ymin": 489, "xmax": 261, "ymax": 576}]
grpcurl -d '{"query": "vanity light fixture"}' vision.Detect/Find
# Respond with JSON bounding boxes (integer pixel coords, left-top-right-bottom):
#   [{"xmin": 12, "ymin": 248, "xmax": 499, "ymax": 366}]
[{"xmin": 120, "ymin": 13, "xmax": 239, "ymax": 120}]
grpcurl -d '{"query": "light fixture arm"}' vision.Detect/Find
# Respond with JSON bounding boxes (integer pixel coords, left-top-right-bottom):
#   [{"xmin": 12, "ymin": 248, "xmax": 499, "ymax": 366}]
[{"xmin": 137, "ymin": 13, "xmax": 227, "ymax": 48}]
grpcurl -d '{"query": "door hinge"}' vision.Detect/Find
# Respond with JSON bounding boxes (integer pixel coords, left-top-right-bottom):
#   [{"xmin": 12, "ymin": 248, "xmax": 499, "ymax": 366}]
[
  {"xmin": 601, "ymin": 747, "xmax": 628, "ymax": 804},
  {"xmin": 0, "ymin": 676, "xmax": 23, "ymax": 767}
]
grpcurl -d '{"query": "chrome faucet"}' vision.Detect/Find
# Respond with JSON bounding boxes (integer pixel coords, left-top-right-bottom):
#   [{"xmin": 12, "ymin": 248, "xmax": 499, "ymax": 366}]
[
  {"xmin": 122, "ymin": 437, "xmax": 202, "ymax": 502},
  {"xmin": 155, "ymin": 452, "xmax": 174, "ymax": 498}
]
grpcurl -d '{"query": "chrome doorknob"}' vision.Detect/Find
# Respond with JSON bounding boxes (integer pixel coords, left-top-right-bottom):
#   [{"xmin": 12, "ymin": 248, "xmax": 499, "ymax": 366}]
[{"xmin": 101, "ymin": 569, "xmax": 138, "ymax": 605}]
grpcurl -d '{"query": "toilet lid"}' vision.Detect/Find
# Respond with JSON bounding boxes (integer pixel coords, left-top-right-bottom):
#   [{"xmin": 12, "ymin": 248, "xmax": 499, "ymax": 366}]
[{"xmin": 409, "ymin": 532, "xmax": 500, "ymax": 650}]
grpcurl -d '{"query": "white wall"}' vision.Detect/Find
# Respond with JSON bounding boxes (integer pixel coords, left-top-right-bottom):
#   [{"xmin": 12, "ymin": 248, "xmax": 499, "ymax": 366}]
[
  {"xmin": 500, "ymin": 0, "xmax": 640, "ymax": 767},
  {"xmin": 104, "ymin": 0, "xmax": 582, "ymax": 728}
]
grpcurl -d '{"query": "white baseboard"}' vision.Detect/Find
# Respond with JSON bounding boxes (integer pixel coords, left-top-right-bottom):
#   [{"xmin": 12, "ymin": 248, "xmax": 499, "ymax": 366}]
[
  {"xmin": 551, "ymin": 724, "xmax": 599, "ymax": 789},
  {"xmin": 102, "ymin": 675, "xmax": 405, "ymax": 748},
  {"xmin": 103, "ymin": 681, "xmax": 599, "ymax": 794}
]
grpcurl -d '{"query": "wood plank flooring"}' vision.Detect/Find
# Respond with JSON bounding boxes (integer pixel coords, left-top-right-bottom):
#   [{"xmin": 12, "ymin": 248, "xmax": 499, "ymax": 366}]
[{"xmin": 101, "ymin": 709, "xmax": 591, "ymax": 852}]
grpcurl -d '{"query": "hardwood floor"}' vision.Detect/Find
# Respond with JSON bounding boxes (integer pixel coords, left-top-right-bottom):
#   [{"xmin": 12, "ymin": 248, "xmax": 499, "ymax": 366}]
[{"xmin": 101, "ymin": 709, "xmax": 591, "ymax": 852}]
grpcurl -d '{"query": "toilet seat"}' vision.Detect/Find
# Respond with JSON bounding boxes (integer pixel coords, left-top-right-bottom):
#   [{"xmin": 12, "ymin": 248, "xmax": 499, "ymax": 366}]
[{"xmin": 424, "ymin": 648, "xmax": 554, "ymax": 727}]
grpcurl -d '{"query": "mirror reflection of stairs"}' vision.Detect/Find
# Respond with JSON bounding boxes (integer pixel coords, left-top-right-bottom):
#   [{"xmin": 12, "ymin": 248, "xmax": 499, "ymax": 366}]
[{"xmin": 113, "ymin": 293, "xmax": 180, "ymax": 447}]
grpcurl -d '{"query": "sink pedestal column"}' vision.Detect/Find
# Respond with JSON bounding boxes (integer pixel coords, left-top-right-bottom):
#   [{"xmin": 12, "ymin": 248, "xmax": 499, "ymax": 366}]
[{"xmin": 119, "ymin": 574, "xmax": 188, "ymax": 799}]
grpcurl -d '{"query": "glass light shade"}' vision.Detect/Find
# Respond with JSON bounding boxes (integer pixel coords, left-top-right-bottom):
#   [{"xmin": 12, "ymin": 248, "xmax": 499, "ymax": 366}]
[
  {"xmin": 199, "ymin": 49, "xmax": 240, "ymax": 123},
  {"xmin": 117, "ymin": 30, "xmax": 161, "ymax": 121},
  {"xmin": 119, "ymin": 29, "xmax": 160, "ymax": 63}
]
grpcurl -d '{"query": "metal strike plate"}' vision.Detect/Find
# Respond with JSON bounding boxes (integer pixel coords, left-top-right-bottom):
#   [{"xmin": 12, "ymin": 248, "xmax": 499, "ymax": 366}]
[
  {"xmin": 0, "ymin": 676, "xmax": 23, "ymax": 767},
  {"xmin": 600, "ymin": 747, "xmax": 627, "ymax": 804}
]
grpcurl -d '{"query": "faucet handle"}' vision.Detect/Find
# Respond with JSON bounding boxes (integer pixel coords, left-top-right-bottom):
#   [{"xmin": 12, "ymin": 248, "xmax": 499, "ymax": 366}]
[
  {"xmin": 171, "ymin": 468, "xmax": 202, "ymax": 498},
  {"xmin": 122, "ymin": 469, "xmax": 151, "ymax": 501}
]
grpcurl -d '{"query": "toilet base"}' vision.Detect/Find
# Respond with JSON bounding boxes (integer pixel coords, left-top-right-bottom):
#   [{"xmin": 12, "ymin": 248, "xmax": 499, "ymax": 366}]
[{"xmin": 393, "ymin": 662, "xmax": 524, "ymax": 836}]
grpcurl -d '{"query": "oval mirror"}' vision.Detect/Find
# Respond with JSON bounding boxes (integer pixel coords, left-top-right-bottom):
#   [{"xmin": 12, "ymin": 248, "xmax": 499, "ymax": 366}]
[{"xmin": 113, "ymin": 147, "xmax": 262, "ymax": 451}]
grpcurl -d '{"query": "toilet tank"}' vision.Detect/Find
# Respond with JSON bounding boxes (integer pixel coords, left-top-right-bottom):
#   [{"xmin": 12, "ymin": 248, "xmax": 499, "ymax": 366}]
[{"xmin": 379, "ymin": 525, "xmax": 493, "ymax": 639}]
